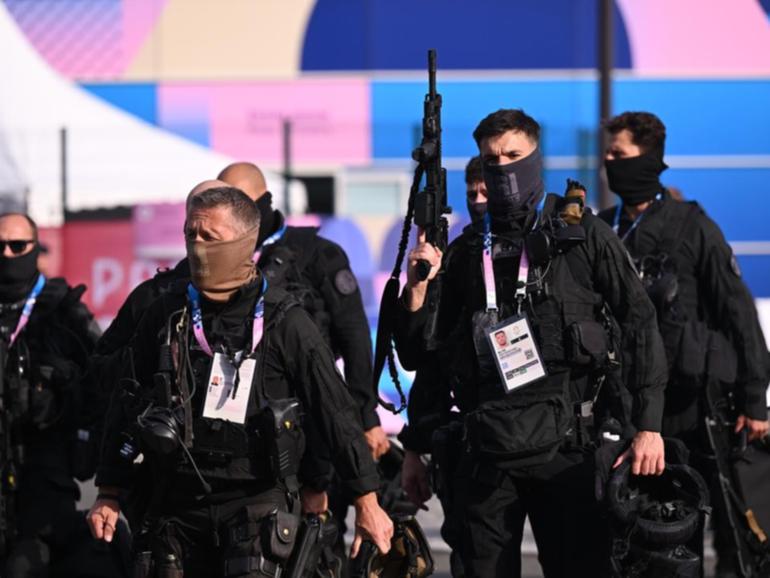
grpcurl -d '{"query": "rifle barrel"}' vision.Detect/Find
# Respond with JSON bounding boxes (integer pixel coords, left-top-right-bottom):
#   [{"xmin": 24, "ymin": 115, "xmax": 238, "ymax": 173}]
[{"xmin": 428, "ymin": 49, "xmax": 436, "ymax": 99}]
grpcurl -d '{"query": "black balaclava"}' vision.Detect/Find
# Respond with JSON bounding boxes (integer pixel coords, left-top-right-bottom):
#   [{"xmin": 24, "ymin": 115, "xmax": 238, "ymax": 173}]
[
  {"xmin": 483, "ymin": 147, "xmax": 544, "ymax": 224},
  {"xmin": 255, "ymin": 192, "xmax": 277, "ymax": 246},
  {"xmin": 466, "ymin": 200, "xmax": 487, "ymax": 223},
  {"xmin": 0, "ymin": 245, "xmax": 40, "ymax": 302},
  {"xmin": 605, "ymin": 150, "xmax": 668, "ymax": 206}
]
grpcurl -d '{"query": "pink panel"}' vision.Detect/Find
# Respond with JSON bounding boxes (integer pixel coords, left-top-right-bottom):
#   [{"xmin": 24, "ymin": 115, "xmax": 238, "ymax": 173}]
[
  {"xmin": 617, "ymin": 0, "xmax": 770, "ymax": 74},
  {"xmin": 158, "ymin": 79, "xmax": 371, "ymax": 165},
  {"xmin": 121, "ymin": 0, "xmax": 171, "ymax": 74},
  {"xmin": 133, "ymin": 202, "xmax": 187, "ymax": 260}
]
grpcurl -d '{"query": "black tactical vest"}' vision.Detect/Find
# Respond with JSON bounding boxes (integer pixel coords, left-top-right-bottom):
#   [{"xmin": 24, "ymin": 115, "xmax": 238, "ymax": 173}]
[{"xmin": 443, "ymin": 195, "xmax": 619, "ymax": 466}]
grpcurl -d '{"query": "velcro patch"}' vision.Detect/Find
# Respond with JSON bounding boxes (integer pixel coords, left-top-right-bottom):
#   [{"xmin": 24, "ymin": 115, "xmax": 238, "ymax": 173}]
[
  {"xmin": 334, "ymin": 269, "xmax": 358, "ymax": 295},
  {"xmin": 730, "ymin": 253, "xmax": 742, "ymax": 277}
]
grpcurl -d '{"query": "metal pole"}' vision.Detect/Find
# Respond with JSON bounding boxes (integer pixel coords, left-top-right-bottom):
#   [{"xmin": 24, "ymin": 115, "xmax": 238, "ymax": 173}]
[
  {"xmin": 598, "ymin": 0, "xmax": 613, "ymax": 209},
  {"xmin": 60, "ymin": 126, "xmax": 68, "ymax": 220},
  {"xmin": 282, "ymin": 118, "xmax": 291, "ymax": 216}
]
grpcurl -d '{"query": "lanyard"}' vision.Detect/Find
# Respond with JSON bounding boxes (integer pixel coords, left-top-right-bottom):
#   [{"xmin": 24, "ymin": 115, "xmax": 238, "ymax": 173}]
[
  {"xmin": 482, "ymin": 214, "xmax": 530, "ymax": 313},
  {"xmin": 612, "ymin": 193, "xmax": 662, "ymax": 242},
  {"xmin": 252, "ymin": 224, "xmax": 287, "ymax": 264},
  {"xmin": 8, "ymin": 274, "xmax": 46, "ymax": 347},
  {"xmin": 187, "ymin": 277, "xmax": 268, "ymax": 358}
]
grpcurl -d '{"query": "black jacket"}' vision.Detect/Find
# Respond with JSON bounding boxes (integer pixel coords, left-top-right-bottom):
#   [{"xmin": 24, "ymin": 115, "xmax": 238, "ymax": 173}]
[
  {"xmin": 95, "ymin": 278, "xmax": 379, "ymax": 498},
  {"xmin": 95, "ymin": 211, "xmax": 378, "ymax": 430},
  {"xmin": 599, "ymin": 194, "xmax": 770, "ymax": 425},
  {"xmin": 395, "ymin": 206, "xmax": 667, "ymax": 436},
  {"xmin": 1, "ymin": 275, "xmax": 101, "ymax": 491}
]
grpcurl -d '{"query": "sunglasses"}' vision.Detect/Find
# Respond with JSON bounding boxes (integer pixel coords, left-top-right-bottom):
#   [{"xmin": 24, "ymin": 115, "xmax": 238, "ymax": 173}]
[{"xmin": 0, "ymin": 240, "xmax": 35, "ymax": 255}]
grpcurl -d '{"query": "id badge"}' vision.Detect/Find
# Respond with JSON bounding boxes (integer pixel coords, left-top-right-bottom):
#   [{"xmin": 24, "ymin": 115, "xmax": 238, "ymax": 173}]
[
  {"xmin": 202, "ymin": 353, "xmax": 256, "ymax": 424},
  {"xmin": 487, "ymin": 314, "xmax": 547, "ymax": 394}
]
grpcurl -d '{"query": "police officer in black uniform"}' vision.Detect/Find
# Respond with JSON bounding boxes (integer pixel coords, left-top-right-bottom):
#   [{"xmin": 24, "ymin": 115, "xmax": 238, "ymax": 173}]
[
  {"xmin": 397, "ymin": 109, "xmax": 668, "ymax": 578},
  {"xmin": 87, "ymin": 186, "xmax": 393, "ymax": 577},
  {"xmin": 0, "ymin": 213, "xmax": 108, "ymax": 577},
  {"xmin": 215, "ymin": 163, "xmax": 389, "ymax": 513},
  {"xmin": 95, "ymin": 163, "xmax": 389, "ymax": 481},
  {"xmin": 598, "ymin": 111, "xmax": 770, "ymax": 577},
  {"xmin": 400, "ymin": 155, "xmax": 487, "ymax": 578}
]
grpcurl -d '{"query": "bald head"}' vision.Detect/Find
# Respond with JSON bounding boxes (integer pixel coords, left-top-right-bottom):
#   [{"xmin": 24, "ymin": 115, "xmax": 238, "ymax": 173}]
[
  {"xmin": 217, "ymin": 162, "xmax": 268, "ymax": 201},
  {"xmin": 186, "ymin": 179, "xmax": 231, "ymax": 208}
]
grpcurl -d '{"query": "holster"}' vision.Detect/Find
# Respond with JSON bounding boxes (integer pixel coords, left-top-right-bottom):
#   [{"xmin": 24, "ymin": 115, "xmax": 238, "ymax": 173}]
[{"xmin": 258, "ymin": 399, "xmax": 306, "ymax": 492}]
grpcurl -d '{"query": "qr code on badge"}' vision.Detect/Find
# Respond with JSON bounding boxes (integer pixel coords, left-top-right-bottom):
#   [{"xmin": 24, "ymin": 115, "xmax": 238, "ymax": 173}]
[{"xmin": 524, "ymin": 349, "xmax": 535, "ymax": 360}]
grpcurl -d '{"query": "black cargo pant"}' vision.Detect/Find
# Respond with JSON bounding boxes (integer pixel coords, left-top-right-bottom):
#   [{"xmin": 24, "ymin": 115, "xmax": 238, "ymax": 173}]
[
  {"xmin": 458, "ymin": 447, "xmax": 611, "ymax": 578},
  {"xmin": 133, "ymin": 484, "xmax": 299, "ymax": 578},
  {"xmin": 4, "ymin": 470, "xmax": 129, "ymax": 578}
]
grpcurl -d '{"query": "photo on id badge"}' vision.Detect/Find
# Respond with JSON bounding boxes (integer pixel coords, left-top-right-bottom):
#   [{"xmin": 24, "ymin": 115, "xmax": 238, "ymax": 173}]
[{"xmin": 487, "ymin": 314, "xmax": 546, "ymax": 394}]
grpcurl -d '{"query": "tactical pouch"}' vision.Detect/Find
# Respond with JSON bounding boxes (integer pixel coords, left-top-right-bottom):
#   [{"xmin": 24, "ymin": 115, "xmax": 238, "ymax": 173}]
[
  {"xmin": 466, "ymin": 372, "xmax": 572, "ymax": 467},
  {"xmin": 566, "ymin": 320, "xmax": 608, "ymax": 368},
  {"xmin": 224, "ymin": 508, "xmax": 299, "ymax": 577},
  {"xmin": 430, "ymin": 421, "xmax": 464, "ymax": 506},
  {"xmin": 261, "ymin": 510, "xmax": 301, "ymax": 563}
]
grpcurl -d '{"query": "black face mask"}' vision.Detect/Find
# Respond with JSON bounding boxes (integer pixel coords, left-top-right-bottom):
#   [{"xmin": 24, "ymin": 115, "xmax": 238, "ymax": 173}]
[
  {"xmin": 255, "ymin": 192, "xmax": 277, "ymax": 247},
  {"xmin": 605, "ymin": 150, "xmax": 668, "ymax": 206},
  {"xmin": 466, "ymin": 201, "xmax": 487, "ymax": 223},
  {"xmin": 483, "ymin": 148, "xmax": 544, "ymax": 223},
  {"xmin": 0, "ymin": 246, "xmax": 40, "ymax": 302}
]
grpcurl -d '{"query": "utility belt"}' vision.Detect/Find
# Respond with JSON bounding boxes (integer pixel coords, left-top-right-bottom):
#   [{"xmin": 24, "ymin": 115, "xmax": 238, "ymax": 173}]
[
  {"xmin": 464, "ymin": 370, "xmax": 602, "ymax": 469},
  {"xmin": 132, "ymin": 503, "xmax": 303, "ymax": 578}
]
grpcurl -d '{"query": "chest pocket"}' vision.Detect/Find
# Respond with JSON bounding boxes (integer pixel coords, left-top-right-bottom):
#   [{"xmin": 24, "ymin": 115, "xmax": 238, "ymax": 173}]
[{"xmin": 529, "ymin": 255, "xmax": 607, "ymax": 370}]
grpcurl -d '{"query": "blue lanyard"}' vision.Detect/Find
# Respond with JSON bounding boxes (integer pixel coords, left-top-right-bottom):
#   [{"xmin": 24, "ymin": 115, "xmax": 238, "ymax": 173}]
[
  {"xmin": 187, "ymin": 277, "xmax": 268, "ymax": 357},
  {"xmin": 252, "ymin": 224, "xmax": 287, "ymax": 263},
  {"xmin": 613, "ymin": 193, "xmax": 662, "ymax": 242},
  {"xmin": 9, "ymin": 274, "xmax": 46, "ymax": 347}
]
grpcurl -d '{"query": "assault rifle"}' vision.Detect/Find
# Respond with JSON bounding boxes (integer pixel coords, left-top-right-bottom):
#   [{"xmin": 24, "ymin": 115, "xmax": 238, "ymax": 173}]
[
  {"xmin": 412, "ymin": 49, "xmax": 450, "ymax": 280},
  {"xmin": 372, "ymin": 49, "xmax": 451, "ymax": 413}
]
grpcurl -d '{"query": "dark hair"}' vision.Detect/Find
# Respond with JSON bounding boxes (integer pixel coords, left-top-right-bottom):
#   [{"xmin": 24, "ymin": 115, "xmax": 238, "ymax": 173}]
[
  {"xmin": 188, "ymin": 186, "xmax": 260, "ymax": 233},
  {"xmin": 472, "ymin": 109, "xmax": 540, "ymax": 146},
  {"xmin": 0, "ymin": 212, "xmax": 39, "ymax": 241},
  {"xmin": 465, "ymin": 155, "xmax": 484, "ymax": 184},
  {"xmin": 604, "ymin": 112, "xmax": 666, "ymax": 154}
]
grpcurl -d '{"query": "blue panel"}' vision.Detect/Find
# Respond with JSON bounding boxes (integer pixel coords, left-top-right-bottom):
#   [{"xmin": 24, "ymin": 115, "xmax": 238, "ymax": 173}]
[
  {"xmin": 737, "ymin": 256, "xmax": 770, "ymax": 298},
  {"xmin": 302, "ymin": 0, "xmax": 631, "ymax": 71},
  {"xmin": 372, "ymin": 79, "xmax": 599, "ymax": 159},
  {"xmin": 660, "ymin": 168, "xmax": 770, "ymax": 242},
  {"xmin": 373, "ymin": 79, "xmax": 770, "ymax": 162},
  {"xmin": 614, "ymin": 80, "xmax": 770, "ymax": 155},
  {"xmin": 80, "ymin": 83, "xmax": 158, "ymax": 125}
]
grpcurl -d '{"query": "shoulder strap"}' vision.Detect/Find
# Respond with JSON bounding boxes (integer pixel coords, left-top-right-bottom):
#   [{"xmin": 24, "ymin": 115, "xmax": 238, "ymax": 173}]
[
  {"xmin": 282, "ymin": 227, "xmax": 320, "ymax": 273},
  {"xmin": 654, "ymin": 201, "xmax": 702, "ymax": 259}
]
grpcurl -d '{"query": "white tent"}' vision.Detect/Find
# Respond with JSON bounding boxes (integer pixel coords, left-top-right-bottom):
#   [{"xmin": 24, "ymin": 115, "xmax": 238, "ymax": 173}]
[{"xmin": 0, "ymin": 5, "xmax": 305, "ymax": 226}]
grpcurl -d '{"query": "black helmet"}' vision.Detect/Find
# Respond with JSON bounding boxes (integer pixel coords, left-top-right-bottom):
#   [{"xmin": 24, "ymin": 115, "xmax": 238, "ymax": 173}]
[
  {"xmin": 607, "ymin": 461, "xmax": 710, "ymax": 546},
  {"xmin": 349, "ymin": 515, "xmax": 434, "ymax": 578},
  {"xmin": 378, "ymin": 444, "xmax": 419, "ymax": 516}
]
